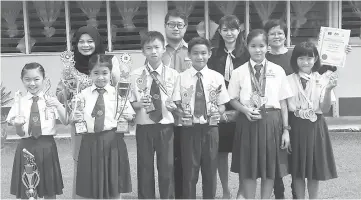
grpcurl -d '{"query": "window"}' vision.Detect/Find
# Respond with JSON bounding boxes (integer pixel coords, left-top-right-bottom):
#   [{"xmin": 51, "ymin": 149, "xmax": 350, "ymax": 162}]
[
  {"xmin": 1, "ymin": 0, "xmax": 148, "ymax": 54},
  {"xmin": 111, "ymin": 1, "xmax": 148, "ymax": 50},
  {"xmin": 1, "ymin": 1, "xmax": 24, "ymax": 53},
  {"xmin": 209, "ymin": 1, "xmax": 246, "ymax": 48},
  {"xmin": 69, "ymin": 1, "xmax": 108, "ymax": 50},
  {"xmin": 250, "ymin": 1, "xmax": 286, "ymax": 30},
  {"xmin": 290, "ymin": 1, "xmax": 329, "ymax": 45},
  {"xmin": 28, "ymin": 1, "xmax": 66, "ymax": 52},
  {"xmin": 342, "ymin": 0, "xmax": 361, "ymax": 45},
  {"xmin": 167, "ymin": 1, "xmax": 205, "ymax": 43}
]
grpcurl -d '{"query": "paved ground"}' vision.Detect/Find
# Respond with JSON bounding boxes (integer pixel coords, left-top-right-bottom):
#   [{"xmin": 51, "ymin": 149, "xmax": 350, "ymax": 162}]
[{"xmin": 1, "ymin": 132, "xmax": 361, "ymax": 199}]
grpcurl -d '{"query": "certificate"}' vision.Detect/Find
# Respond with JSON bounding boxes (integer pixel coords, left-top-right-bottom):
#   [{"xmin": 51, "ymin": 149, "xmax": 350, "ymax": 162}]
[{"xmin": 317, "ymin": 26, "xmax": 350, "ymax": 68}]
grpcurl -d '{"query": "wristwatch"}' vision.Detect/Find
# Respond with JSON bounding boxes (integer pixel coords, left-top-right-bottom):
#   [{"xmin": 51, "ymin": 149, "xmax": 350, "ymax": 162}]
[{"xmin": 283, "ymin": 125, "xmax": 291, "ymax": 131}]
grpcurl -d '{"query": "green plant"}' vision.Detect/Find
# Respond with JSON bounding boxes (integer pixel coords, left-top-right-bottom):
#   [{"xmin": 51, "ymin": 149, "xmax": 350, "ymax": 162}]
[{"xmin": 1, "ymin": 82, "xmax": 14, "ymax": 123}]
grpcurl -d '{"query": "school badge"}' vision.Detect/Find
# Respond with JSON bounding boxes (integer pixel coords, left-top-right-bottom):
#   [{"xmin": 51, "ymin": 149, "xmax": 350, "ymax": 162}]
[{"xmin": 181, "ymin": 85, "xmax": 194, "ymax": 126}]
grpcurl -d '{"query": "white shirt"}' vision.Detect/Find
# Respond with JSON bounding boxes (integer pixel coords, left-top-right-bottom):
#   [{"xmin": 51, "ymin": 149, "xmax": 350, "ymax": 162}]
[
  {"xmin": 228, "ymin": 60, "xmax": 293, "ymax": 109},
  {"xmin": 287, "ymin": 72, "xmax": 336, "ymax": 114},
  {"xmin": 173, "ymin": 66, "xmax": 230, "ymax": 124},
  {"xmin": 129, "ymin": 63, "xmax": 179, "ymax": 125},
  {"xmin": 6, "ymin": 91, "xmax": 60, "ymax": 138},
  {"xmin": 80, "ymin": 83, "xmax": 135, "ymax": 133}
]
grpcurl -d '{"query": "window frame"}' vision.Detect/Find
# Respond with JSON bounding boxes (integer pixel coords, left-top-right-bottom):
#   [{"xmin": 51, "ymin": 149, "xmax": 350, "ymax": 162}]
[{"xmin": 1, "ymin": 0, "xmax": 346, "ymax": 55}]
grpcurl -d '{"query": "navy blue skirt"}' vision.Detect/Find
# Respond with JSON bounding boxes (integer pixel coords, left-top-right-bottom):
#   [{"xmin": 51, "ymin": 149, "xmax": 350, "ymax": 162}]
[
  {"xmin": 10, "ymin": 136, "xmax": 63, "ymax": 198},
  {"xmin": 289, "ymin": 114, "xmax": 337, "ymax": 180},
  {"xmin": 76, "ymin": 130, "xmax": 132, "ymax": 198}
]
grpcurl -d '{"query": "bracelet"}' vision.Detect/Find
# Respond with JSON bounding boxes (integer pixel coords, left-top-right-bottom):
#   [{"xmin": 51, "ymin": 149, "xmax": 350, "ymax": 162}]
[{"xmin": 223, "ymin": 113, "xmax": 229, "ymax": 123}]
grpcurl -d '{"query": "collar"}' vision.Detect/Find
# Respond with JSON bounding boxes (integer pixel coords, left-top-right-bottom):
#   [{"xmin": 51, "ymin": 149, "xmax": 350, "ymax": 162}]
[
  {"xmin": 146, "ymin": 62, "xmax": 164, "ymax": 75},
  {"xmin": 26, "ymin": 91, "xmax": 45, "ymax": 100},
  {"xmin": 224, "ymin": 48, "xmax": 235, "ymax": 58},
  {"xmin": 190, "ymin": 65, "xmax": 209, "ymax": 77},
  {"xmin": 298, "ymin": 71, "xmax": 313, "ymax": 81},
  {"xmin": 250, "ymin": 59, "xmax": 267, "ymax": 73},
  {"xmin": 91, "ymin": 83, "xmax": 112, "ymax": 93},
  {"xmin": 166, "ymin": 39, "xmax": 188, "ymax": 50}
]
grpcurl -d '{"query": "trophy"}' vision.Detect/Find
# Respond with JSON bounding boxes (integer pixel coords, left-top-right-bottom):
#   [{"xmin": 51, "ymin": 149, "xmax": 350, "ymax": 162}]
[
  {"xmin": 249, "ymin": 92, "xmax": 268, "ymax": 120},
  {"xmin": 43, "ymin": 78, "xmax": 55, "ymax": 120},
  {"xmin": 294, "ymin": 108, "xmax": 317, "ymax": 122},
  {"xmin": 71, "ymin": 81, "xmax": 87, "ymax": 135},
  {"xmin": 181, "ymin": 85, "xmax": 194, "ymax": 126},
  {"xmin": 22, "ymin": 148, "xmax": 40, "ymax": 200},
  {"xmin": 136, "ymin": 70, "xmax": 155, "ymax": 113},
  {"xmin": 208, "ymin": 85, "xmax": 222, "ymax": 126},
  {"xmin": 115, "ymin": 78, "xmax": 132, "ymax": 134},
  {"xmin": 12, "ymin": 91, "xmax": 26, "ymax": 136}
]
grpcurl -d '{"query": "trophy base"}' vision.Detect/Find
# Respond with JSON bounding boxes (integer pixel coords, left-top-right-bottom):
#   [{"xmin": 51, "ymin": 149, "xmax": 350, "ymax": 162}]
[
  {"xmin": 74, "ymin": 121, "xmax": 88, "ymax": 135},
  {"xmin": 209, "ymin": 115, "xmax": 220, "ymax": 126},
  {"xmin": 116, "ymin": 120, "xmax": 129, "ymax": 133},
  {"xmin": 182, "ymin": 118, "xmax": 193, "ymax": 126},
  {"xmin": 145, "ymin": 102, "xmax": 156, "ymax": 113}
]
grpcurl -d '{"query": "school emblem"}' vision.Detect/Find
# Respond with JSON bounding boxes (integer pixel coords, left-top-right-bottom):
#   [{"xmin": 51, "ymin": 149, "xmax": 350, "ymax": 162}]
[
  {"xmin": 196, "ymin": 92, "xmax": 203, "ymax": 97},
  {"xmin": 32, "ymin": 116, "xmax": 39, "ymax": 123},
  {"xmin": 153, "ymin": 94, "xmax": 160, "ymax": 100},
  {"xmin": 97, "ymin": 110, "xmax": 104, "ymax": 116}
]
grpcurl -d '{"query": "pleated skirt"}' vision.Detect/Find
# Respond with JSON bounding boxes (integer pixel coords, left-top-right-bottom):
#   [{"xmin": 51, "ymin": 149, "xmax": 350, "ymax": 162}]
[
  {"xmin": 76, "ymin": 129, "xmax": 132, "ymax": 199},
  {"xmin": 231, "ymin": 110, "xmax": 289, "ymax": 180},
  {"xmin": 10, "ymin": 135, "xmax": 63, "ymax": 198},
  {"xmin": 289, "ymin": 114, "xmax": 337, "ymax": 180}
]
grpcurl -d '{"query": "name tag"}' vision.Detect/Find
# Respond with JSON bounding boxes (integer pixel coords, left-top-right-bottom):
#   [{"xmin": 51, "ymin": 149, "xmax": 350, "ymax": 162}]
[{"xmin": 266, "ymin": 70, "xmax": 275, "ymax": 77}]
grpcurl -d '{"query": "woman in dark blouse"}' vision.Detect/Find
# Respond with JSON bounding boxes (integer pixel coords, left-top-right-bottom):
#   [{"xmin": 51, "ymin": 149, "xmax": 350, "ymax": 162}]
[{"xmin": 208, "ymin": 15, "xmax": 249, "ymax": 199}]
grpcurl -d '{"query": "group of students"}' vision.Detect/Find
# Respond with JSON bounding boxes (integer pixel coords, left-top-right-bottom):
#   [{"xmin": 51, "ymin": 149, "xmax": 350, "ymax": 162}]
[{"xmin": 7, "ymin": 10, "xmax": 349, "ymax": 199}]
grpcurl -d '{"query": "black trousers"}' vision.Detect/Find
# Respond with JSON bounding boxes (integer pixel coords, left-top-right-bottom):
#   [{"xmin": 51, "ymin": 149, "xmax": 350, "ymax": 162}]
[
  {"xmin": 136, "ymin": 124, "xmax": 174, "ymax": 199},
  {"xmin": 174, "ymin": 126, "xmax": 183, "ymax": 199},
  {"xmin": 181, "ymin": 124, "xmax": 219, "ymax": 199}
]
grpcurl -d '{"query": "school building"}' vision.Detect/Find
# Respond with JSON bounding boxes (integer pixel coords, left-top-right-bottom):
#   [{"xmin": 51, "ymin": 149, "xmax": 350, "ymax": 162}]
[{"xmin": 1, "ymin": 1, "xmax": 361, "ymax": 116}]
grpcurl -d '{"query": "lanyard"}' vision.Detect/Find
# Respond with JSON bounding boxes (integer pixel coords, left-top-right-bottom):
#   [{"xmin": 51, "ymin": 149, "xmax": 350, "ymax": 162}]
[
  {"xmin": 296, "ymin": 73, "xmax": 314, "ymax": 109},
  {"xmin": 248, "ymin": 60, "xmax": 267, "ymax": 97},
  {"xmin": 145, "ymin": 64, "xmax": 169, "ymax": 97}
]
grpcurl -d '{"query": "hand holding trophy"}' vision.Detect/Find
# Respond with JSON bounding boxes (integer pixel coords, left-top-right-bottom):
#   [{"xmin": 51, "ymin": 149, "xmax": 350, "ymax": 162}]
[
  {"xmin": 137, "ymin": 70, "xmax": 155, "ymax": 113},
  {"xmin": 70, "ymin": 90, "xmax": 87, "ymax": 135},
  {"xmin": 249, "ymin": 91, "xmax": 268, "ymax": 120},
  {"xmin": 181, "ymin": 86, "xmax": 194, "ymax": 126},
  {"xmin": 115, "ymin": 79, "xmax": 132, "ymax": 134}
]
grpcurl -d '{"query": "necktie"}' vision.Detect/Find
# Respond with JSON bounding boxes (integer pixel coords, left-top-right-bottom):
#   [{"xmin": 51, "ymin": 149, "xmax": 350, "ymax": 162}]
[
  {"xmin": 194, "ymin": 72, "xmax": 207, "ymax": 118},
  {"xmin": 254, "ymin": 64, "xmax": 263, "ymax": 81},
  {"xmin": 224, "ymin": 49, "xmax": 235, "ymax": 82},
  {"xmin": 300, "ymin": 77, "xmax": 308, "ymax": 89},
  {"xmin": 28, "ymin": 96, "xmax": 42, "ymax": 138},
  {"xmin": 92, "ymin": 88, "xmax": 105, "ymax": 132},
  {"xmin": 149, "ymin": 71, "xmax": 163, "ymax": 123}
]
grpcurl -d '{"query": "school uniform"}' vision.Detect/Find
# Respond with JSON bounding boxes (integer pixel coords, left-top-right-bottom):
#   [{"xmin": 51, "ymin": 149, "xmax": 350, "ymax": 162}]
[
  {"xmin": 75, "ymin": 83, "xmax": 132, "ymax": 199},
  {"xmin": 208, "ymin": 47, "xmax": 249, "ymax": 153},
  {"xmin": 287, "ymin": 72, "xmax": 338, "ymax": 180},
  {"xmin": 173, "ymin": 66, "xmax": 230, "ymax": 199},
  {"xmin": 162, "ymin": 39, "xmax": 192, "ymax": 198},
  {"xmin": 129, "ymin": 63, "xmax": 179, "ymax": 199},
  {"xmin": 6, "ymin": 91, "xmax": 63, "ymax": 199},
  {"xmin": 227, "ymin": 59, "xmax": 293, "ymax": 180}
]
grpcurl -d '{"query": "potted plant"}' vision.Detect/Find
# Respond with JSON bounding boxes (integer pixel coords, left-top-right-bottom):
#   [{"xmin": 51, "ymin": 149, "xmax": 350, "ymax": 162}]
[{"xmin": 1, "ymin": 82, "xmax": 13, "ymax": 148}]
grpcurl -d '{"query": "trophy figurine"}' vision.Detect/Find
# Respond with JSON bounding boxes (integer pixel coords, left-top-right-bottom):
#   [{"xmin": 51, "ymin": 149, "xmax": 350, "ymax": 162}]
[
  {"xmin": 137, "ymin": 70, "xmax": 155, "ymax": 113},
  {"xmin": 43, "ymin": 78, "xmax": 55, "ymax": 120},
  {"xmin": 115, "ymin": 79, "xmax": 131, "ymax": 133},
  {"xmin": 181, "ymin": 86, "xmax": 194, "ymax": 126},
  {"xmin": 208, "ymin": 85, "xmax": 222, "ymax": 126},
  {"xmin": 22, "ymin": 148, "xmax": 40, "ymax": 200}
]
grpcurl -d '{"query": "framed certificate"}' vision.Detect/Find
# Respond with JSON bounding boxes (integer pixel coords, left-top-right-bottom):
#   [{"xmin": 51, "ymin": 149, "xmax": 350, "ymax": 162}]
[{"xmin": 317, "ymin": 27, "xmax": 350, "ymax": 68}]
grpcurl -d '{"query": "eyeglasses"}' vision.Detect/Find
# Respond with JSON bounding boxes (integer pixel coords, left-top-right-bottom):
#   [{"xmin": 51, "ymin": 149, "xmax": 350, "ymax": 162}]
[
  {"xmin": 268, "ymin": 32, "xmax": 285, "ymax": 37},
  {"xmin": 166, "ymin": 22, "xmax": 186, "ymax": 29}
]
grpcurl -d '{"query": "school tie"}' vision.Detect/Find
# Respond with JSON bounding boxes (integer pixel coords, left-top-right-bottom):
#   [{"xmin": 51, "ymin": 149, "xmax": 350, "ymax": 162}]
[
  {"xmin": 224, "ymin": 49, "xmax": 235, "ymax": 82},
  {"xmin": 28, "ymin": 96, "xmax": 42, "ymax": 138},
  {"xmin": 194, "ymin": 72, "xmax": 207, "ymax": 118},
  {"xmin": 149, "ymin": 71, "xmax": 163, "ymax": 123},
  {"xmin": 92, "ymin": 88, "xmax": 105, "ymax": 132},
  {"xmin": 254, "ymin": 64, "xmax": 263, "ymax": 81},
  {"xmin": 300, "ymin": 77, "xmax": 308, "ymax": 89}
]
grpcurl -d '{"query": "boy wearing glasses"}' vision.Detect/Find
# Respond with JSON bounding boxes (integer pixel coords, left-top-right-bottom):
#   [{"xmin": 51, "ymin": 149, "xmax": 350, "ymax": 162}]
[{"xmin": 163, "ymin": 10, "xmax": 192, "ymax": 199}]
